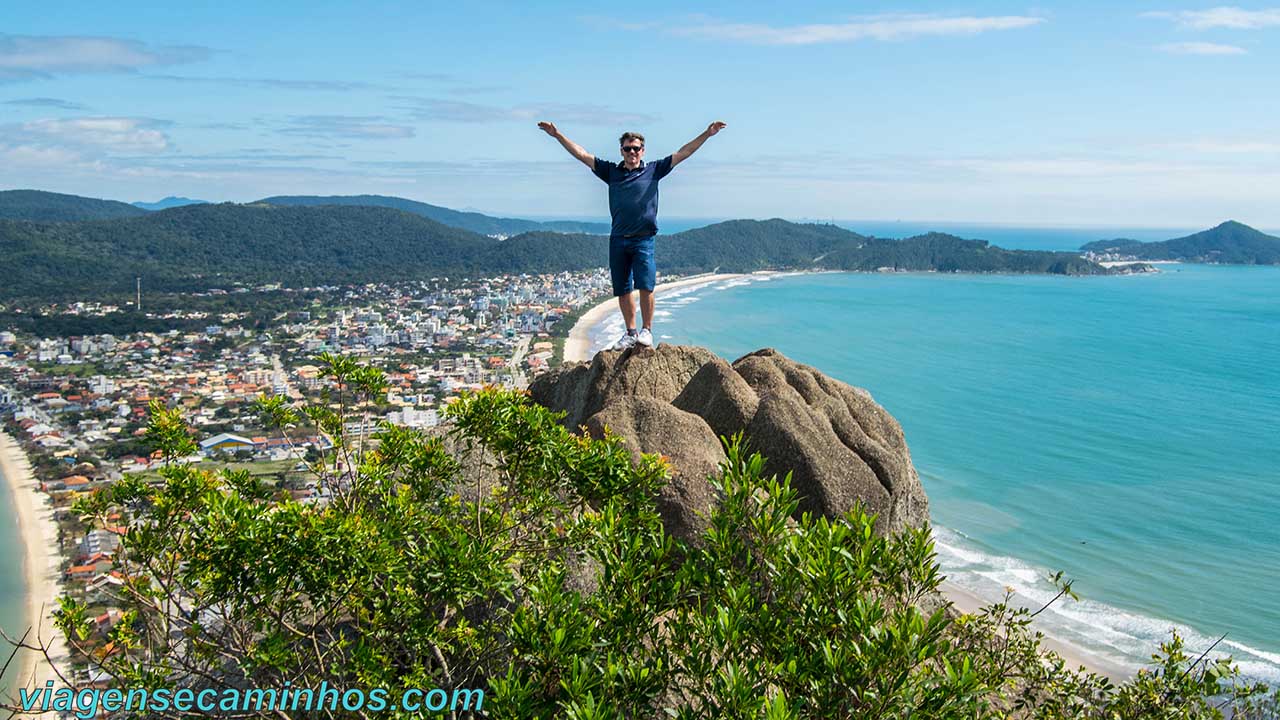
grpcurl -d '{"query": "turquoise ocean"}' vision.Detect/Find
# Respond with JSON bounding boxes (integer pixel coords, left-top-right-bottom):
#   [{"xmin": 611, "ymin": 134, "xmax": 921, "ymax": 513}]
[{"xmin": 586, "ymin": 262, "xmax": 1280, "ymax": 681}]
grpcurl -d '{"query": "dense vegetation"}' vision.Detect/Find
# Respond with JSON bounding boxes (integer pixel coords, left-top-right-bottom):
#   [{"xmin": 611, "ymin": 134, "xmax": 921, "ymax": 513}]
[
  {"xmin": 257, "ymin": 194, "xmax": 611, "ymax": 236},
  {"xmin": 661, "ymin": 222, "xmax": 1110, "ymax": 275},
  {"xmin": 1080, "ymin": 221, "xmax": 1280, "ymax": 264},
  {"xmin": 10, "ymin": 357, "xmax": 1275, "ymax": 718},
  {"xmin": 0, "ymin": 190, "xmax": 148, "ymax": 222},
  {"xmin": 0, "ymin": 203, "xmax": 496, "ymax": 300},
  {"xmin": 1, "ymin": 202, "xmax": 1131, "ymax": 303}
]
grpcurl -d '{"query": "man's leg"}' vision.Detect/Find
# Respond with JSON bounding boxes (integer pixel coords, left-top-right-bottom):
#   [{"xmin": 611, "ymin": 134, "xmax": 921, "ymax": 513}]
[
  {"xmin": 609, "ymin": 236, "xmax": 636, "ymax": 330},
  {"xmin": 638, "ymin": 289, "xmax": 654, "ymax": 329},
  {"xmin": 607, "ymin": 237, "xmax": 639, "ymax": 351},
  {"xmin": 618, "ymin": 292, "xmax": 637, "ymax": 329},
  {"xmin": 633, "ymin": 237, "xmax": 657, "ymax": 330}
]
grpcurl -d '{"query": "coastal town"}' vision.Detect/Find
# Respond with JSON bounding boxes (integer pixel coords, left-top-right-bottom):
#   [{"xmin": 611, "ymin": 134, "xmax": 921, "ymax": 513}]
[{"xmin": 0, "ymin": 268, "xmax": 615, "ymax": 690}]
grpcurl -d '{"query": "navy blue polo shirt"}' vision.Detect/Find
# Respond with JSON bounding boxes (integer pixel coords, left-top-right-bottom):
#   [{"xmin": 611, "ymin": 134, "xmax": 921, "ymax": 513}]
[{"xmin": 592, "ymin": 155, "xmax": 674, "ymax": 239}]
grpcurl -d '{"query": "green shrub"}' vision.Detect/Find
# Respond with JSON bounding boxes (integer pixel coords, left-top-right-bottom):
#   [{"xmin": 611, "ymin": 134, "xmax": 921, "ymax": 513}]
[{"xmin": 19, "ymin": 356, "xmax": 1276, "ymax": 718}]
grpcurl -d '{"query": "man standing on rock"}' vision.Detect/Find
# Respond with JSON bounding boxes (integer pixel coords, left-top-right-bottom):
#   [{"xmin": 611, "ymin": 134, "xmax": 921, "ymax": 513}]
[{"xmin": 538, "ymin": 120, "xmax": 727, "ymax": 351}]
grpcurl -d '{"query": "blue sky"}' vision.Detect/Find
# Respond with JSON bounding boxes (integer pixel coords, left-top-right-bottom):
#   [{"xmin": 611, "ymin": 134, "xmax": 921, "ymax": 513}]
[{"xmin": 3, "ymin": 2, "xmax": 1279, "ymax": 226}]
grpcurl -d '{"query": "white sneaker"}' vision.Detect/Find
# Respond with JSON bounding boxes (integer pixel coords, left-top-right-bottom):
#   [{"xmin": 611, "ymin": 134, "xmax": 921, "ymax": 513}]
[
  {"xmin": 610, "ymin": 332, "xmax": 637, "ymax": 351},
  {"xmin": 636, "ymin": 328, "xmax": 654, "ymax": 347}
]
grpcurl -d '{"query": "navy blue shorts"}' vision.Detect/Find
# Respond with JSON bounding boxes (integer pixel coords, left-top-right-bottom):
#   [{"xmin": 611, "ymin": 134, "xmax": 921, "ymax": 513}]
[{"xmin": 609, "ymin": 235, "xmax": 656, "ymax": 296}]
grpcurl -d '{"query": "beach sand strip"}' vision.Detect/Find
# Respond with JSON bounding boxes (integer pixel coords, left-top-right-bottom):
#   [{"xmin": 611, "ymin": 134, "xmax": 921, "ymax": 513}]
[
  {"xmin": 1, "ymin": 431, "xmax": 69, "ymax": 702},
  {"xmin": 563, "ymin": 273, "xmax": 745, "ymax": 363}
]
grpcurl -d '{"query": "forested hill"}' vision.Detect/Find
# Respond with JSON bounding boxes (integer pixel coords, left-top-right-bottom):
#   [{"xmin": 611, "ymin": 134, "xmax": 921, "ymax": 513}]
[
  {"xmin": 256, "ymin": 194, "xmax": 611, "ymax": 236},
  {"xmin": 0, "ymin": 203, "xmax": 498, "ymax": 300},
  {"xmin": 0, "ymin": 206, "xmax": 1131, "ymax": 302},
  {"xmin": 1079, "ymin": 220, "xmax": 1280, "ymax": 264},
  {"xmin": 0, "ymin": 189, "xmax": 149, "ymax": 222},
  {"xmin": 661, "ymin": 221, "xmax": 1110, "ymax": 275}
]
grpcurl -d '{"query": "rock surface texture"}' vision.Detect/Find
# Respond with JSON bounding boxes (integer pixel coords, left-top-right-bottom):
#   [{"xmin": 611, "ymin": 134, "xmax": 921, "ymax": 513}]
[{"xmin": 530, "ymin": 345, "xmax": 929, "ymax": 541}]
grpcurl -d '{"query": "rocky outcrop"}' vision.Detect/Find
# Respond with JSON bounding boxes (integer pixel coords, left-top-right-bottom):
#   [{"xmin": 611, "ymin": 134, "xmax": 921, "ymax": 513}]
[
  {"xmin": 542, "ymin": 344, "xmax": 719, "ymax": 430},
  {"xmin": 584, "ymin": 398, "xmax": 724, "ymax": 541},
  {"xmin": 530, "ymin": 345, "xmax": 929, "ymax": 541}
]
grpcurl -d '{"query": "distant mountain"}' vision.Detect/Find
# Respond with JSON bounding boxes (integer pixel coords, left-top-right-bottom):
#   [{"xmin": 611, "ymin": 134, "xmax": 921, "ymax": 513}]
[
  {"xmin": 1080, "ymin": 221, "xmax": 1280, "ymax": 264},
  {"xmin": 256, "ymin": 194, "xmax": 610, "ymax": 236},
  {"xmin": 0, "ymin": 205, "xmax": 1135, "ymax": 303},
  {"xmin": 0, "ymin": 189, "xmax": 147, "ymax": 222},
  {"xmin": 133, "ymin": 196, "xmax": 209, "ymax": 211}
]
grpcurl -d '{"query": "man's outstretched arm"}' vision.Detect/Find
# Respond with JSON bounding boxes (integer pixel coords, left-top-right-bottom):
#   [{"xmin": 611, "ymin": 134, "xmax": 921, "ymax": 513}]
[
  {"xmin": 538, "ymin": 121, "xmax": 595, "ymax": 169},
  {"xmin": 671, "ymin": 121, "xmax": 727, "ymax": 167}
]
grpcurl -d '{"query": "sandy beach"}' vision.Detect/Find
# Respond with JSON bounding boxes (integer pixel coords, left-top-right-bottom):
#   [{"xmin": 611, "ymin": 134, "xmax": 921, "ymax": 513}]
[
  {"xmin": 942, "ymin": 581, "xmax": 1133, "ymax": 681},
  {"xmin": 1098, "ymin": 260, "xmax": 1183, "ymax": 268},
  {"xmin": 1, "ymin": 431, "xmax": 68, "ymax": 701},
  {"xmin": 563, "ymin": 273, "xmax": 746, "ymax": 363}
]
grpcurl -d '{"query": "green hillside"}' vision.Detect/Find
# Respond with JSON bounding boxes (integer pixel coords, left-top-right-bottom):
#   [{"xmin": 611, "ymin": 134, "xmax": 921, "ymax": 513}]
[
  {"xmin": 660, "ymin": 221, "xmax": 1110, "ymax": 275},
  {"xmin": 257, "ymin": 194, "xmax": 610, "ymax": 236},
  {"xmin": 0, "ymin": 202, "xmax": 497, "ymax": 300},
  {"xmin": 0, "ymin": 189, "xmax": 149, "ymax": 222},
  {"xmin": 1080, "ymin": 221, "xmax": 1280, "ymax": 264}
]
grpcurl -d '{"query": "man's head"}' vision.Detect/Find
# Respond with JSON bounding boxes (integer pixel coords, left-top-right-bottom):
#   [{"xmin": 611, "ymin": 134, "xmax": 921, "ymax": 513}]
[{"xmin": 619, "ymin": 131, "xmax": 645, "ymax": 169}]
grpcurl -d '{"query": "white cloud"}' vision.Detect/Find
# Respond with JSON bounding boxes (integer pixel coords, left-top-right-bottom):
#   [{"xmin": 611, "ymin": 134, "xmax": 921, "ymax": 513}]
[
  {"xmin": 3, "ymin": 97, "xmax": 90, "ymax": 110},
  {"xmin": 397, "ymin": 97, "xmax": 657, "ymax": 126},
  {"xmin": 0, "ymin": 34, "xmax": 212, "ymax": 82},
  {"xmin": 278, "ymin": 116, "xmax": 415, "ymax": 139},
  {"xmin": 664, "ymin": 13, "xmax": 1044, "ymax": 45},
  {"xmin": 1144, "ymin": 7, "xmax": 1280, "ymax": 29},
  {"xmin": 8, "ymin": 117, "xmax": 170, "ymax": 152},
  {"xmin": 144, "ymin": 74, "xmax": 389, "ymax": 92},
  {"xmin": 932, "ymin": 156, "xmax": 1194, "ymax": 178},
  {"xmin": 0, "ymin": 143, "xmax": 94, "ymax": 168},
  {"xmin": 1155, "ymin": 138, "xmax": 1280, "ymax": 153},
  {"xmin": 1158, "ymin": 41, "xmax": 1247, "ymax": 55}
]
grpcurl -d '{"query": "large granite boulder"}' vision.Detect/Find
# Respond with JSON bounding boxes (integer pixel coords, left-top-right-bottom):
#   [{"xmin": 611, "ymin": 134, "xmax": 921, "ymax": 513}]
[
  {"xmin": 530, "ymin": 344, "xmax": 929, "ymax": 540},
  {"xmin": 584, "ymin": 398, "xmax": 725, "ymax": 542},
  {"xmin": 672, "ymin": 356, "xmax": 758, "ymax": 440},
  {"xmin": 734, "ymin": 349, "xmax": 926, "ymax": 534},
  {"xmin": 531, "ymin": 344, "xmax": 718, "ymax": 429}
]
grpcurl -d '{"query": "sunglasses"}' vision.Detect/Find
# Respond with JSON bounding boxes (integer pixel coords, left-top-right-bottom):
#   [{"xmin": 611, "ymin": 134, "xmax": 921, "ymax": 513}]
[{"xmin": 622, "ymin": 145, "xmax": 644, "ymax": 153}]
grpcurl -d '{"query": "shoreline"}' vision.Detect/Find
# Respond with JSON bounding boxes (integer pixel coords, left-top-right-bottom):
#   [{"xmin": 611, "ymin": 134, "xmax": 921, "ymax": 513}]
[
  {"xmin": 563, "ymin": 273, "xmax": 748, "ymax": 363},
  {"xmin": 1098, "ymin": 260, "xmax": 1183, "ymax": 268},
  {"xmin": 941, "ymin": 581, "xmax": 1133, "ymax": 681},
  {"xmin": 562, "ymin": 272, "xmax": 1133, "ymax": 681},
  {"xmin": 0, "ymin": 431, "xmax": 68, "ymax": 700}
]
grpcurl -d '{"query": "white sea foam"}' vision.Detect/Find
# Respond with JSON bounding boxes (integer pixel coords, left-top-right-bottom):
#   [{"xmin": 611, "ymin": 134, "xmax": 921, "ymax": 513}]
[
  {"xmin": 934, "ymin": 526, "xmax": 1280, "ymax": 685},
  {"xmin": 586, "ymin": 275, "xmax": 747, "ymax": 353}
]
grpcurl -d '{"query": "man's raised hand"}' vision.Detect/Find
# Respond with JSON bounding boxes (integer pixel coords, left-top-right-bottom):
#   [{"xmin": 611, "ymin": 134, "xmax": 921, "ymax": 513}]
[
  {"xmin": 706, "ymin": 121, "xmax": 727, "ymax": 136},
  {"xmin": 538, "ymin": 121, "xmax": 559, "ymax": 137}
]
